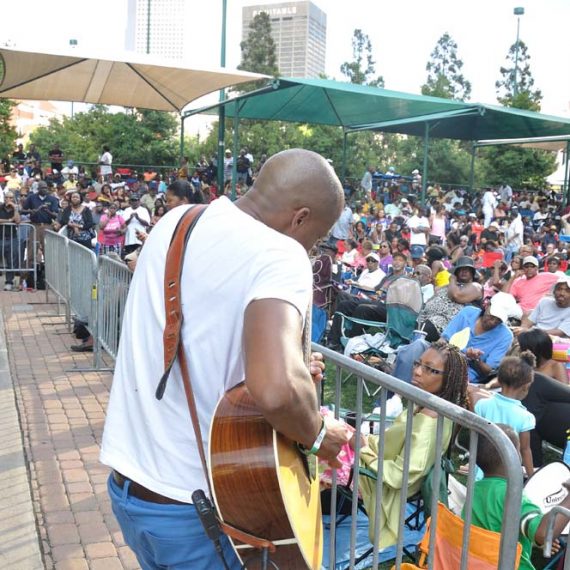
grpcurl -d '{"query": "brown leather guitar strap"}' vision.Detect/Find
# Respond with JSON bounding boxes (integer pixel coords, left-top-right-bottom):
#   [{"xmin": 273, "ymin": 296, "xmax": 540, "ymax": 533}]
[{"xmin": 159, "ymin": 205, "xmax": 276, "ymax": 553}]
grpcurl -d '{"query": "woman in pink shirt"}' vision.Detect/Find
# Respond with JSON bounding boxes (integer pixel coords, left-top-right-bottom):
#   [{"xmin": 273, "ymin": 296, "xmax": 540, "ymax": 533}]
[
  {"xmin": 99, "ymin": 203, "xmax": 126, "ymax": 256},
  {"xmin": 429, "ymin": 205, "xmax": 447, "ymax": 244}
]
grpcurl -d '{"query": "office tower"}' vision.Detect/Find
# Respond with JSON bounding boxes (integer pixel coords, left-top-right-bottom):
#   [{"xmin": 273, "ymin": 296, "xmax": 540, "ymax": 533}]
[
  {"xmin": 126, "ymin": 0, "xmax": 186, "ymax": 60},
  {"xmin": 242, "ymin": 1, "xmax": 327, "ymax": 78}
]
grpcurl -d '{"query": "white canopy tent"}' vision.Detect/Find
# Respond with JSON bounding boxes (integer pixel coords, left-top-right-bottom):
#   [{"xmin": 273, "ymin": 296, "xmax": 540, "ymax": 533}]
[{"xmin": 0, "ymin": 47, "xmax": 266, "ymax": 113}]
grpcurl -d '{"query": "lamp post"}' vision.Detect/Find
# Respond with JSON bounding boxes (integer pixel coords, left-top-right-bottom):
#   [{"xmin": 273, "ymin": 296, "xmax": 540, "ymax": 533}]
[
  {"xmin": 69, "ymin": 39, "xmax": 78, "ymax": 117},
  {"xmin": 217, "ymin": 0, "xmax": 228, "ymax": 195},
  {"xmin": 146, "ymin": 0, "xmax": 151, "ymax": 54},
  {"xmin": 513, "ymin": 7, "xmax": 524, "ymax": 98}
]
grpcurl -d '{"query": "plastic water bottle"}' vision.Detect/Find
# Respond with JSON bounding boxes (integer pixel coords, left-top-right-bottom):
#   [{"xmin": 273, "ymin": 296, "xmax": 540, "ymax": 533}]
[
  {"xmin": 564, "ymin": 429, "xmax": 570, "ymax": 467},
  {"xmin": 21, "ymin": 279, "xmax": 27, "ymax": 291}
]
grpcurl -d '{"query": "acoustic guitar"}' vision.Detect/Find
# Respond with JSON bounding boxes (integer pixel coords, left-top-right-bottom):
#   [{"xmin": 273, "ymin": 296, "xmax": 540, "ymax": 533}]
[{"xmin": 209, "ymin": 382, "xmax": 323, "ymax": 570}]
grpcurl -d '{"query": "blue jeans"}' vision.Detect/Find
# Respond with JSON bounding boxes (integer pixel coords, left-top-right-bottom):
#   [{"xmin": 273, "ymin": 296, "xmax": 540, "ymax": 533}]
[{"xmin": 108, "ymin": 474, "xmax": 242, "ymax": 569}]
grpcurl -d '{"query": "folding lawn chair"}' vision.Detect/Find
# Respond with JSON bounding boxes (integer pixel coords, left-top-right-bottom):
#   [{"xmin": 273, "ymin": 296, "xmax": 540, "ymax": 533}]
[
  {"xmin": 395, "ymin": 502, "xmax": 523, "ymax": 570},
  {"xmin": 335, "ymin": 276, "xmax": 423, "ymax": 395},
  {"xmin": 337, "ymin": 276, "xmax": 423, "ymax": 352}
]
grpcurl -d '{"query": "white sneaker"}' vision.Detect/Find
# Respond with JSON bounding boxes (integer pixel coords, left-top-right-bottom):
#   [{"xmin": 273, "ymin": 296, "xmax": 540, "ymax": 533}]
[{"xmin": 3, "ymin": 284, "xmax": 13, "ymax": 291}]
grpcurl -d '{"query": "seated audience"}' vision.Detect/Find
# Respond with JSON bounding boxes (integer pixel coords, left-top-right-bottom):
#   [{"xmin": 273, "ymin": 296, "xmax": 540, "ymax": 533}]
[{"xmin": 517, "ymin": 275, "xmax": 570, "ymax": 339}]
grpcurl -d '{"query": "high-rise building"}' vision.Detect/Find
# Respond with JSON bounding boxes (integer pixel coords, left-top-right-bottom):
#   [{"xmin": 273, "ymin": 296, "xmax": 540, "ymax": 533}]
[
  {"xmin": 125, "ymin": 0, "xmax": 186, "ymax": 60},
  {"xmin": 242, "ymin": 1, "xmax": 327, "ymax": 78}
]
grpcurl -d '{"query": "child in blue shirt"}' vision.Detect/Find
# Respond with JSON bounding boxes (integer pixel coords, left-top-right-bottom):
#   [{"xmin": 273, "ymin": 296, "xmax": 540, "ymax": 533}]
[{"xmin": 475, "ymin": 352, "xmax": 536, "ymax": 477}]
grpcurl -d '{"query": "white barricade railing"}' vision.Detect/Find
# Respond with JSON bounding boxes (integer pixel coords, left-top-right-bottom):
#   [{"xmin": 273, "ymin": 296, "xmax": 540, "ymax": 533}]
[
  {"xmin": 96, "ymin": 255, "xmax": 133, "ymax": 362},
  {"xmin": 0, "ymin": 222, "xmax": 37, "ymax": 290},
  {"xmin": 44, "ymin": 230, "xmax": 70, "ymax": 324}
]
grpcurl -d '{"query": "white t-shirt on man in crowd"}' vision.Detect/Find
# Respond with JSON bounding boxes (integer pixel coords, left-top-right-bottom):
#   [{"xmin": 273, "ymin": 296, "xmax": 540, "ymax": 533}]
[
  {"xmin": 407, "ymin": 214, "xmax": 430, "ymax": 246},
  {"xmin": 123, "ymin": 205, "xmax": 151, "ymax": 246}
]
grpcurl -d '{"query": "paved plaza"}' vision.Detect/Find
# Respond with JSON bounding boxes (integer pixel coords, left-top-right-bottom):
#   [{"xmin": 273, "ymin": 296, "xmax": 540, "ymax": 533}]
[{"xmin": 0, "ymin": 290, "xmax": 139, "ymax": 570}]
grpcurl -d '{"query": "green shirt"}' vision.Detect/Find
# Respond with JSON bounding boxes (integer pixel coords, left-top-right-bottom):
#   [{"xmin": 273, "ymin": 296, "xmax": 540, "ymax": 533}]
[{"xmin": 463, "ymin": 477, "xmax": 542, "ymax": 570}]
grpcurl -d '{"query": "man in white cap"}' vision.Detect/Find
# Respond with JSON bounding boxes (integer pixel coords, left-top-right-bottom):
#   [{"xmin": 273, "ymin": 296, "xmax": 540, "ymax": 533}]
[
  {"xmin": 441, "ymin": 293, "xmax": 515, "ymax": 383},
  {"xmin": 509, "ymin": 256, "xmax": 559, "ymax": 314},
  {"xmin": 517, "ymin": 275, "xmax": 570, "ymax": 338},
  {"xmin": 345, "ymin": 252, "xmax": 386, "ymax": 291}
]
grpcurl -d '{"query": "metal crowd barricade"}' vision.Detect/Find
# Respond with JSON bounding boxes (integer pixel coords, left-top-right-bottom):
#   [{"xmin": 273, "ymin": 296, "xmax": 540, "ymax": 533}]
[
  {"xmin": 543, "ymin": 506, "xmax": 570, "ymax": 569},
  {"xmin": 67, "ymin": 240, "xmax": 98, "ymax": 368},
  {"xmin": 96, "ymin": 255, "xmax": 133, "ymax": 363},
  {"xmin": 44, "ymin": 230, "xmax": 70, "ymax": 325},
  {"xmin": 0, "ymin": 222, "xmax": 37, "ymax": 291},
  {"xmin": 315, "ymin": 344, "xmax": 524, "ymax": 570}
]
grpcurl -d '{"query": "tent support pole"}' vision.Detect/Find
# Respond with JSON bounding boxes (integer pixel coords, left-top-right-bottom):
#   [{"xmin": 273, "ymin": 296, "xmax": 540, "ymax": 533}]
[
  {"xmin": 179, "ymin": 113, "xmax": 185, "ymax": 164},
  {"xmin": 564, "ymin": 141, "xmax": 570, "ymax": 206},
  {"xmin": 342, "ymin": 130, "xmax": 348, "ymax": 181},
  {"xmin": 216, "ymin": 0, "xmax": 228, "ymax": 196},
  {"xmin": 421, "ymin": 122, "xmax": 429, "ymax": 205},
  {"xmin": 231, "ymin": 100, "xmax": 240, "ymax": 201},
  {"xmin": 469, "ymin": 143, "xmax": 476, "ymax": 192}
]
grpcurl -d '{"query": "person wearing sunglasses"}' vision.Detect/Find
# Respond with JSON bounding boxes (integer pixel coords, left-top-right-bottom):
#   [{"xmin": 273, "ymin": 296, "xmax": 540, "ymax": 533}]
[{"xmin": 354, "ymin": 341, "xmax": 469, "ymax": 547}]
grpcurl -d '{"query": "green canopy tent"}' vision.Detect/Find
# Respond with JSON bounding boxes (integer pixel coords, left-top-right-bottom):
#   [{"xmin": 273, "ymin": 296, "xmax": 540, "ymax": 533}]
[{"xmin": 184, "ymin": 77, "xmax": 570, "ymax": 201}]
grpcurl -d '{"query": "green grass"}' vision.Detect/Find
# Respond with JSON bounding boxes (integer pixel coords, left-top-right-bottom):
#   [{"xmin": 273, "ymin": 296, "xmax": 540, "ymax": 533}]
[{"xmin": 322, "ymin": 359, "xmax": 378, "ymax": 413}]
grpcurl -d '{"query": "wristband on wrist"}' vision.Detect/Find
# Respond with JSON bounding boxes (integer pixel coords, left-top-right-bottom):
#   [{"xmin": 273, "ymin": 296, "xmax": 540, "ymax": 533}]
[{"xmin": 299, "ymin": 419, "xmax": 327, "ymax": 456}]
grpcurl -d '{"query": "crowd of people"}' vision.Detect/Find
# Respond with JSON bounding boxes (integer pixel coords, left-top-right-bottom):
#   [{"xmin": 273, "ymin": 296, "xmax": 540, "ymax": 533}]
[
  {"xmin": 2, "ymin": 141, "xmax": 570, "ymax": 567},
  {"xmin": 0, "ymin": 142, "xmax": 237, "ymax": 290},
  {"xmin": 311, "ymin": 175, "xmax": 570, "ymax": 567}
]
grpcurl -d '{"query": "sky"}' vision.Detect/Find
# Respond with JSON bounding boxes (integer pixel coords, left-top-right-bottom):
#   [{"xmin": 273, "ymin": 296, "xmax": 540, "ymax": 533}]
[{"xmin": 2, "ymin": 0, "xmax": 569, "ymax": 123}]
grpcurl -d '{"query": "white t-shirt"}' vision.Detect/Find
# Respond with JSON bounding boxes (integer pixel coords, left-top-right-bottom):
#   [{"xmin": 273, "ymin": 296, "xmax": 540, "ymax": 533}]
[
  {"xmin": 357, "ymin": 266, "xmax": 386, "ymax": 289},
  {"xmin": 99, "ymin": 151, "xmax": 113, "ymax": 176},
  {"xmin": 482, "ymin": 191, "xmax": 497, "ymax": 212},
  {"xmin": 530, "ymin": 297, "xmax": 570, "ymax": 337},
  {"xmin": 123, "ymin": 206, "xmax": 151, "ymax": 245},
  {"xmin": 100, "ymin": 198, "xmax": 312, "ymax": 502},
  {"xmin": 407, "ymin": 215, "xmax": 429, "ymax": 246}
]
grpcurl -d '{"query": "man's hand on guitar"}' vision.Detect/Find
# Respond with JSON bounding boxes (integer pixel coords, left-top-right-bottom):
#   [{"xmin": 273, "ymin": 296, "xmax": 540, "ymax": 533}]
[
  {"xmin": 309, "ymin": 352, "xmax": 325, "ymax": 384},
  {"xmin": 316, "ymin": 416, "xmax": 351, "ymax": 468}
]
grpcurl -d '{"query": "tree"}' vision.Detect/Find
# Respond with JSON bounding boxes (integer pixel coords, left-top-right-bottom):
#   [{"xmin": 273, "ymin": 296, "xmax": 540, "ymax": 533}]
[
  {"xmin": 421, "ymin": 33, "xmax": 471, "ymax": 101},
  {"xmin": 30, "ymin": 106, "xmax": 179, "ymax": 169},
  {"xmin": 340, "ymin": 29, "xmax": 384, "ymax": 87},
  {"xmin": 479, "ymin": 146, "xmax": 556, "ymax": 190},
  {"xmin": 495, "ymin": 40, "xmax": 542, "ymax": 111},
  {"xmin": 486, "ymin": 40, "xmax": 554, "ymax": 188},
  {"xmin": 239, "ymin": 11, "xmax": 279, "ymax": 77},
  {"xmin": 0, "ymin": 99, "xmax": 18, "ymax": 160}
]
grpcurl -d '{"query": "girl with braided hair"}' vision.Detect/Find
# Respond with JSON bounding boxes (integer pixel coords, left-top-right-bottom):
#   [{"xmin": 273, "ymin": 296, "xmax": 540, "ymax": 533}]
[{"xmin": 353, "ymin": 339, "xmax": 469, "ymax": 546}]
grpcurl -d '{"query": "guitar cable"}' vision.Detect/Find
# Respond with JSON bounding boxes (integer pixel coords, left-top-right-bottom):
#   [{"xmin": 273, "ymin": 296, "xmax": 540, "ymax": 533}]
[{"xmin": 192, "ymin": 490, "xmax": 232, "ymax": 570}]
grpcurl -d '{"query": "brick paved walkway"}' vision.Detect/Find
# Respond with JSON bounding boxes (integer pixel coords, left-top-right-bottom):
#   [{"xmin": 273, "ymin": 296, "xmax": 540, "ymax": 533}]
[{"xmin": 2, "ymin": 290, "xmax": 139, "ymax": 570}]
